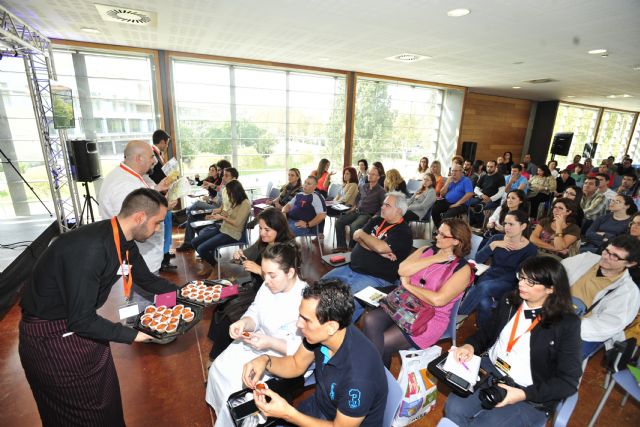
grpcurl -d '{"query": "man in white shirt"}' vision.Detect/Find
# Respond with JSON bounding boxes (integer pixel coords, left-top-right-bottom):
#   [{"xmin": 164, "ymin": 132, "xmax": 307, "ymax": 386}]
[
  {"xmin": 596, "ymin": 172, "xmax": 617, "ymax": 204},
  {"xmin": 98, "ymin": 140, "xmax": 172, "ymax": 303}
]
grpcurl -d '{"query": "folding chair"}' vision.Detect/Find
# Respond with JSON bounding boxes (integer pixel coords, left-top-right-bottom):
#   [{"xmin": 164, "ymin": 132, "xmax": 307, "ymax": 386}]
[{"xmin": 214, "ymin": 218, "xmax": 251, "ymax": 278}]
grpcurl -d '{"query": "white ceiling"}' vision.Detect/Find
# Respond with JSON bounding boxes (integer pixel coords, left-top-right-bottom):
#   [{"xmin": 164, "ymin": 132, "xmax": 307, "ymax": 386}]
[{"xmin": 3, "ymin": 0, "xmax": 640, "ymax": 111}]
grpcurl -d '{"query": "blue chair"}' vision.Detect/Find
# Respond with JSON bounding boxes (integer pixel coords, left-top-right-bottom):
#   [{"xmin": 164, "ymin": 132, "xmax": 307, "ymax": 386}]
[
  {"xmin": 406, "ymin": 179, "xmax": 422, "ymax": 196},
  {"xmin": 440, "ymin": 298, "xmax": 463, "ymax": 346},
  {"xmin": 383, "ymin": 367, "xmax": 404, "ymax": 427},
  {"xmin": 214, "ymin": 218, "xmax": 250, "ymax": 278}
]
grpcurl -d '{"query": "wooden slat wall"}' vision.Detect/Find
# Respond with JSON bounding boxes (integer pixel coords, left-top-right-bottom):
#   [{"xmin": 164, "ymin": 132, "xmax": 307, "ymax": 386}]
[{"xmin": 458, "ymin": 92, "xmax": 532, "ymax": 164}]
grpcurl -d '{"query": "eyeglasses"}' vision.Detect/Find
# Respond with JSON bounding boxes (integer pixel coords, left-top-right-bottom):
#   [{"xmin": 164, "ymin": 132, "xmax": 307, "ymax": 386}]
[
  {"xmin": 436, "ymin": 231, "xmax": 455, "ymax": 239},
  {"xmin": 564, "ymin": 191, "xmax": 576, "ymax": 197},
  {"xmin": 629, "ymin": 221, "xmax": 640, "ymax": 227},
  {"xmin": 602, "ymin": 247, "xmax": 628, "ymax": 262},
  {"xmin": 516, "ymin": 272, "xmax": 543, "ymax": 287},
  {"xmin": 610, "ymin": 199, "xmax": 625, "ymax": 205}
]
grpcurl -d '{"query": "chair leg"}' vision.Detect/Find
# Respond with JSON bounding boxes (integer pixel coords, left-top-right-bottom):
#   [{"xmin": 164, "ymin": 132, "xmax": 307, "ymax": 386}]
[
  {"xmin": 621, "ymin": 392, "xmax": 629, "ymax": 406},
  {"xmin": 587, "ymin": 381, "xmax": 616, "ymax": 427}
]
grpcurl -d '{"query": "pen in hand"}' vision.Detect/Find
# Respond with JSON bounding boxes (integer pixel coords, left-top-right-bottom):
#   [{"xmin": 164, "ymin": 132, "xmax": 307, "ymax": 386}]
[{"xmin": 460, "ymin": 360, "xmax": 470, "ymax": 371}]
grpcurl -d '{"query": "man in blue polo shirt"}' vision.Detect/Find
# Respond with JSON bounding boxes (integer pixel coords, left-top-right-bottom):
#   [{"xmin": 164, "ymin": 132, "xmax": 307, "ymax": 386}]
[
  {"xmin": 503, "ymin": 164, "xmax": 528, "ymax": 198},
  {"xmin": 243, "ymin": 280, "xmax": 387, "ymax": 426},
  {"xmin": 283, "ymin": 175, "xmax": 327, "ymax": 236},
  {"xmin": 431, "ymin": 163, "xmax": 474, "ymax": 228}
]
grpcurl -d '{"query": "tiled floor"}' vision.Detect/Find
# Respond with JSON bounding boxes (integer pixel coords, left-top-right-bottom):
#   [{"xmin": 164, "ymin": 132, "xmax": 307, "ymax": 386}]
[{"xmin": 0, "ymin": 224, "xmax": 638, "ymax": 426}]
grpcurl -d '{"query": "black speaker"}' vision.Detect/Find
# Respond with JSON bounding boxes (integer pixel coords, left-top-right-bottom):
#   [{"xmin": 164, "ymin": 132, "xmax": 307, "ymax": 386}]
[
  {"xmin": 583, "ymin": 142, "xmax": 598, "ymax": 159},
  {"xmin": 550, "ymin": 133, "xmax": 574, "ymax": 156},
  {"xmin": 461, "ymin": 141, "xmax": 478, "ymax": 163},
  {"xmin": 68, "ymin": 139, "xmax": 101, "ymax": 182}
]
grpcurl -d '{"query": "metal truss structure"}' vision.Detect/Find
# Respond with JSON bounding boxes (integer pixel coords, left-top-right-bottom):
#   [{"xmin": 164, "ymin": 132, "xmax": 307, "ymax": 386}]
[{"xmin": 1, "ymin": 5, "xmax": 80, "ymax": 232}]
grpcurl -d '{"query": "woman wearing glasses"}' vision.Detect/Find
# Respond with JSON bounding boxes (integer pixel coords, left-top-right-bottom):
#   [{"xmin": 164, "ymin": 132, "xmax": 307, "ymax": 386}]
[
  {"xmin": 445, "ymin": 256, "xmax": 582, "ymax": 426},
  {"xmin": 530, "ymin": 198, "xmax": 581, "ymax": 259},
  {"xmin": 580, "ymin": 195, "xmax": 637, "ymax": 254},
  {"xmin": 362, "ymin": 218, "xmax": 473, "ymax": 367},
  {"xmin": 459, "ymin": 210, "xmax": 538, "ymax": 328}
]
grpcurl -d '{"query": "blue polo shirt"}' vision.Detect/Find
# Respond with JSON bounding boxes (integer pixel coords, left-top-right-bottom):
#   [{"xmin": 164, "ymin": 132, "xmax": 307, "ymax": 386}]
[
  {"xmin": 300, "ymin": 325, "xmax": 387, "ymax": 425},
  {"xmin": 444, "ymin": 176, "xmax": 473, "ymax": 205},
  {"xmin": 504, "ymin": 174, "xmax": 529, "ymax": 193}
]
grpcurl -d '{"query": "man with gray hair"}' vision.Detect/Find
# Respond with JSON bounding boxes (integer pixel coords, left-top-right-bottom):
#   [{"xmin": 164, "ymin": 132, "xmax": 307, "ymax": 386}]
[{"xmin": 321, "ymin": 192, "xmax": 412, "ymax": 321}]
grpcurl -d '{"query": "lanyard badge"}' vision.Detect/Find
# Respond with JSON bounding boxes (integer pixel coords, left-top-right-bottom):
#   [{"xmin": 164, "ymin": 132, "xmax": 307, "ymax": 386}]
[{"xmin": 111, "ymin": 217, "xmax": 133, "ymax": 301}]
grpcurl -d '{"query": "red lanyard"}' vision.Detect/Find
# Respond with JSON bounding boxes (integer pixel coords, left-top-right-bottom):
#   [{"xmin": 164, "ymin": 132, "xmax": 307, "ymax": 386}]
[
  {"xmin": 506, "ymin": 305, "xmax": 540, "ymax": 354},
  {"xmin": 119, "ymin": 163, "xmax": 149, "ymax": 188},
  {"xmin": 374, "ymin": 218, "xmax": 404, "ymax": 239},
  {"xmin": 111, "ymin": 217, "xmax": 133, "ymax": 300}
]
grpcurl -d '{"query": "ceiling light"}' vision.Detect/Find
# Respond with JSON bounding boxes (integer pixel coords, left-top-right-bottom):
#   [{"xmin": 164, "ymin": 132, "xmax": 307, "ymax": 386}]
[
  {"xmin": 606, "ymin": 95, "xmax": 618, "ymax": 99},
  {"xmin": 587, "ymin": 49, "xmax": 607, "ymax": 55},
  {"xmin": 385, "ymin": 53, "xmax": 431, "ymax": 63},
  {"xmin": 622, "ymin": 94, "xmax": 633, "ymax": 98},
  {"xmin": 447, "ymin": 8, "xmax": 470, "ymax": 17},
  {"xmin": 566, "ymin": 95, "xmax": 575, "ymax": 98},
  {"xmin": 633, "ymin": 65, "xmax": 640, "ymax": 71},
  {"xmin": 512, "ymin": 86, "xmax": 521, "ymax": 89},
  {"xmin": 81, "ymin": 27, "xmax": 101, "ymax": 34}
]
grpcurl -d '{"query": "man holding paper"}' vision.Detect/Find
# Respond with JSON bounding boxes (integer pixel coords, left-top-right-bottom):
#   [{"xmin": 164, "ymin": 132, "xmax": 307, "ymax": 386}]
[
  {"xmin": 444, "ymin": 256, "xmax": 582, "ymax": 426},
  {"xmin": 19, "ymin": 188, "xmax": 181, "ymax": 427}
]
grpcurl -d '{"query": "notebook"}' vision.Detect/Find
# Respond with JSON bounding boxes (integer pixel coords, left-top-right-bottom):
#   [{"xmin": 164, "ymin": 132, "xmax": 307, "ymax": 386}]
[{"xmin": 442, "ymin": 348, "xmax": 481, "ymax": 390}]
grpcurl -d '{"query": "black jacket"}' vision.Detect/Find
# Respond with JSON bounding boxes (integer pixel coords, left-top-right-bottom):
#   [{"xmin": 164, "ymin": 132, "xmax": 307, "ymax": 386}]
[
  {"xmin": 149, "ymin": 149, "xmax": 166, "ymax": 184},
  {"xmin": 465, "ymin": 295, "xmax": 582, "ymax": 411}
]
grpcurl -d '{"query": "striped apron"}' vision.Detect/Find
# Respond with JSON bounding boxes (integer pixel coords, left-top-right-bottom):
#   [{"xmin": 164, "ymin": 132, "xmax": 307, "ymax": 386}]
[{"xmin": 18, "ymin": 315, "xmax": 126, "ymax": 427}]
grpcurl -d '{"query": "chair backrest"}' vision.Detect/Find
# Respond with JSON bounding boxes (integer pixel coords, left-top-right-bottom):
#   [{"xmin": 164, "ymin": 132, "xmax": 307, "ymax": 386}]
[
  {"xmin": 466, "ymin": 233, "xmax": 484, "ymax": 260},
  {"xmin": 268, "ymin": 186, "xmax": 280, "ymax": 199},
  {"xmin": 383, "ymin": 368, "xmax": 404, "ymax": 427},
  {"xmin": 265, "ymin": 181, "xmax": 273, "ymax": 197},
  {"xmin": 439, "ymin": 298, "xmax": 462, "ymax": 346},
  {"xmin": 406, "ymin": 179, "xmax": 422, "ymax": 195},
  {"xmin": 327, "ymin": 182, "xmax": 341, "ymax": 200}
]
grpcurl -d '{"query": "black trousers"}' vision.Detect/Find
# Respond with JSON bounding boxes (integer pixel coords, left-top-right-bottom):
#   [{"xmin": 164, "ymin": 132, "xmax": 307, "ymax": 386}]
[{"xmin": 431, "ymin": 199, "xmax": 468, "ymax": 228}]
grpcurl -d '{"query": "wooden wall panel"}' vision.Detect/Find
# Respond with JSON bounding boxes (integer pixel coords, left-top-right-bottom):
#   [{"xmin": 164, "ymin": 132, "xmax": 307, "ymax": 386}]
[{"xmin": 458, "ymin": 93, "xmax": 532, "ymax": 164}]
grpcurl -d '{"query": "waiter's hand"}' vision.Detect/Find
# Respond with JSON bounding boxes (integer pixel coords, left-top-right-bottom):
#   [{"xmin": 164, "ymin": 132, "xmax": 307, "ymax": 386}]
[{"xmin": 134, "ymin": 331, "xmax": 154, "ymax": 342}]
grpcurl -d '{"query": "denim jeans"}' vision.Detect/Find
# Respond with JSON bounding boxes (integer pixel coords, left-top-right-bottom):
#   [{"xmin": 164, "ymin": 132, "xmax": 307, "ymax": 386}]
[
  {"xmin": 288, "ymin": 218, "xmax": 315, "ymax": 237},
  {"xmin": 191, "ymin": 225, "xmax": 238, "ymax": 264},
  {"xmin": 459, "ymin": 277, "xmax": 516, "ymax": 328},
  {"xmin": 163, "ymin": 211, "xmax": 172, "ymax": 253},
  {"xmin": 321, "ymin": 265, "xmax": 396, "ymax": 323}
]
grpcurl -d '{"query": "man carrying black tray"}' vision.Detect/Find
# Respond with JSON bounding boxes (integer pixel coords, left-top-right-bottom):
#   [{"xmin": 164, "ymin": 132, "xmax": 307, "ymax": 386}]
[{"xmin": 19, "ymin": 188, "xmax": 182, "ymax": 427}]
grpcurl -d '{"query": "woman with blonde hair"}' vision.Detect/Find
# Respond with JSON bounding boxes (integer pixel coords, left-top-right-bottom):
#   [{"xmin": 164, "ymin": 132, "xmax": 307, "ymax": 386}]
[
  {"xmin": 384, "ymin": 168, "xmax": 409, "ymax": 197},
  {"xmin": 430, "ymin": 160, "xmax": 445, "ymax": 196}
]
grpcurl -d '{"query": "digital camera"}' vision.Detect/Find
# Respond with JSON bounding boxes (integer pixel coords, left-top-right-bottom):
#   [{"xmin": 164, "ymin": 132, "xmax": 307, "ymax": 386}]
[{"xmin": 478, "ymin": 376, "xmax": 518, "ymax": 409}]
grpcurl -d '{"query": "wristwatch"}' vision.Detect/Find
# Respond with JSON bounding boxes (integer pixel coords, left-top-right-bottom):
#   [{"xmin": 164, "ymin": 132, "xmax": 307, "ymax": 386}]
[{"xmin": 306, "ymin": 221, "xmax": 310, "ymax": 228}]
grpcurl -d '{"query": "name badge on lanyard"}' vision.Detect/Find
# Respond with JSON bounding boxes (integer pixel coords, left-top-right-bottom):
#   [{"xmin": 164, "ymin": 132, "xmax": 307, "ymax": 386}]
[{"xmin": 111, "ymin": 217, "xmax": 139, "ymax": 320}]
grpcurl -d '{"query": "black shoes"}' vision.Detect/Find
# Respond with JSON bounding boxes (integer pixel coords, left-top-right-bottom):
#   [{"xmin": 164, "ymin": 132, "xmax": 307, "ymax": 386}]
[
  {"xmin": 160, "ymin": 253, "xmax": 177, "ymax": 272},
  {"xmin": 176, "ymin": 243, "xmax": 193, "ymax": 252}
]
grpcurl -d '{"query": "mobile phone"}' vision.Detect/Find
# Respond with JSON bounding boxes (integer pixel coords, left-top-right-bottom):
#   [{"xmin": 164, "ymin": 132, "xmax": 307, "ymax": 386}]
[{"xmin": 446, "ymin": 372, "xmax": 470, "ymax": 390}]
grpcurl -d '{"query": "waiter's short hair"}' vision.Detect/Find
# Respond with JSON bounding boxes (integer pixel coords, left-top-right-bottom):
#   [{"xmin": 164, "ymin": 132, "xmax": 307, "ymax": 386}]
[
  {"xmin": 302, "ymin": 279, "xmax": 354, "ymax": 329},
  {"xmin": 152, "ymin": 129, "xmax": 170, "ymax": 145},
  {"xmin": 119, "ymin": 188, "xmax": 168, "ymax": 218}
]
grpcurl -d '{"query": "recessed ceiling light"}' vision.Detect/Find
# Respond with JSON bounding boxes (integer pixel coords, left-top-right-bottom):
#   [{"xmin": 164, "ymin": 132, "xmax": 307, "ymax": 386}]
[
  {"xmin": 588, "ymin": 49, "xmax": 607, "ymax": 55},
  {"xmin": 622, "ymin": 94, "xmax": 633, "ymax": 98},
  {"xmin": 447, "ymin": 8, "xmax": 470, "ymax": 17},
  {"xmin": 385, "ymin": 53, "xmax": 431, "ymax": 63},
  {"xmin": 606, "ymin": 95, "xmax": 618, "ymax": 99},
  {"xmin": 566, "ymin": 95, "xmax": 575, "ymax": 98},
  {"xmin": 633, "ymin": 65, "xmax": 640, "ymax": 71},
  {"xmin": 81, "ymin": 27, "xmax": 101, "ymax": 34},
  {"xmin": 512, "ymin": 86, "xmax": 521, "ymax": 89}
]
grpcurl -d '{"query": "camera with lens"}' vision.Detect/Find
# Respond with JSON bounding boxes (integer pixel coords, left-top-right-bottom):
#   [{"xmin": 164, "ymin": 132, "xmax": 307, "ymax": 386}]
[{"xmin": 478, "ymin": 375, "xmax": 518, "ymax": 409}]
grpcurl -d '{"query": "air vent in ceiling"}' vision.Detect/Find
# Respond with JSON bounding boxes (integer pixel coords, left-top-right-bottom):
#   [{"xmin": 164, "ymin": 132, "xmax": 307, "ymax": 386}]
[
  {"xmin": 385, "ymin": 53, "xmax": 431, "ymax": 63},
  {"xmin": 523, "ymin": 78, "xmax": 558, "ymax": 84},
  {"xmin": 94, "ymin": 4, "xmax": 155, "ymax": 26}
]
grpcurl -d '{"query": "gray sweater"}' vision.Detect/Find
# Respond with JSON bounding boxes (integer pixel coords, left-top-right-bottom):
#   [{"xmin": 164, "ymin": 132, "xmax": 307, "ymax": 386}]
[{"xmin": 407, "ymin": 188, "xmax": 436, "ymax": 220}]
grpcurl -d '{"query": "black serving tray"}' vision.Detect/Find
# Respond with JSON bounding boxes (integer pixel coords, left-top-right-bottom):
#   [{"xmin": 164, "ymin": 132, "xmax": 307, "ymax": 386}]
[
  {"xmin": 177, "ymin": 279, "xmax": 239, "ymax": 307},
  {"xmin": 133, "ymin": 301, "xmax": 202, "ymax": 339}
]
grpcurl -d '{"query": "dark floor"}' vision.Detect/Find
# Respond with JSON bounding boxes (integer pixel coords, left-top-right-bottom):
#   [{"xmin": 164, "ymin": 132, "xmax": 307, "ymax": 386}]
[{"xmin": 0, "ymin": 223, "xmax": 638, "ymax": 426}]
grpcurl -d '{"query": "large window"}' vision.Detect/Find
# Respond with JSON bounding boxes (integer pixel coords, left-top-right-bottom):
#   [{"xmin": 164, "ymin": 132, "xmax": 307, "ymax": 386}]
[
  {"xmin": 594, "ymin": 110, "xmax": 636, "ymax": 163},
  {"xmin": 352, "ymin": 78, "xmax": 444, "ymax": 176},
  {"xmin": 626, "ymin": 118, "xmax": 640, "ymax": 164},
  {"xmin": 172, "ymin": 59, "xmax": 346, "ymax": 192},
  {"xmin": 547, "ymin": 103, "xmax": 599, "ymax": 166}
]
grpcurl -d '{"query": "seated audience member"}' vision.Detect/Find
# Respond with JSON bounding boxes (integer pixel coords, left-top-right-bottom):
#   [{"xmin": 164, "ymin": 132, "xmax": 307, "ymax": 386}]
[
  {"xmin": 548, "ymin": 160, "xmax": 559, "ymax": 178},
  {"xmin": 500, "ymin": 151, "xmax": 514, "ymax": 175},
  {"xmin": 415, "ymin": 156, "xmax": 429, "ymax": 180},
  {"xmin": 384, "ymin": 168, "xmax": 410, "ymax": 197},
  {"xmin": 463, "ymin": 159, "xmax": 480, "ymax": 186},
  {"xmin": 404, "ymin": 173, "xmax": 437, "ymax": 221},
  {"xmin": 356, "ymin": 159, "xmax": 368, "ymax": 186},
  {"xmin": 519, "ymin": 163, "xmax": 531, "ymax": 181},
  {"xmin": 206, "ymin": 243, "xmax": 306, "ymax": 425},
  {"xmin": 496, "ymin": 156, "xmax": 507, "ymax": 176},
  {"xmin": 207, "ymin": 209, "xmax": 294, "ymax": 360},
  {"xmin": 473, "ymin": 159, "xmax": 485, "ymax": 177},
  {"xmin": 243, "ymin": 280, "xmax": 388, "ymax": 426},
  {"xmin": 522, "ymin": 153, "xmax": 537, "ymax": 176},
  {"xmin": 193, "ymin": 164, "xmax": 222, "ymax": 205},
  {"xmin": 327, "ymin": 166, "xmax": 359, "ymax": 217},
  {"xmin": 452, "ymin": 155, "xmax": 464, "ymax": 167},
  {"xmin": 257, "ymin": 168, "xmax": 302, "ymax": 212},
  {"xmin": 323, "ymin": 192, "xmax": 412, "ymax": 321},
  {"xmin": 556, "ymin": 185, "xmax": 584, "ymax": 226},
  {"xmin": 616, "ymin": 157, "xmax": 636, "ymax": 176},
  {"xmin": 373, "ymin": 161, "xmax": 386, "ymax": 187},
  {"xmin": 445, "ymin": 256, "xmax": 582, "ymax": 426},
  {"xmin": 580, "ymin": 195, "xmax": 635, "ymax": 255},
  {"xmin": 503, "ymin": 164, "xmax": 529, "ymax": 195},
  {"xmin": 459, "ymin": 210, "xmax": 538, "ymax": 328},
  {"xmin": 431, "ymin": 163, "xmax": 474, "ymax": 229},
  {"xmin": 431, "ymin": 160, "xmax": 445, "ymax": 196},
  {"xmin": 571, "ymin": 163, "xmax": 586, "ymax": 188},
  {"xmin": 627, "ymin": 212, "xmax": 640, "ymax": 285},
  {"xmin": 334, "ymin": 166, "xmax": 386, "ymax": 250},
  {"xmin": 530, "ymin": 198, "xmax": 581, "ymax": 259},
  {"xmin": 555, "ymin": 169, "xmax": 576, "ymax": 197},
  {"xmin": 468, "ymin": 160, "xmax": 505, "ymax": 226},
  {"xmin": 362, "ymin": 218, "xmax": 473, "ymax": 366},
  {"xmin": 191, "ymin": 180, "xmax": 251, "ymax": 276},
  {"xmin": 485, "ymin": 190, "xmax": 527, "ymax": 236},
  {"xmin": 617, "ymin": 172, "xmax": 638, "ymax": 196},
  {"xmin": 583, "ymin": 158, "xmax": 595, "ymax": 175},
  {"xmin": 596, "ymin": 172, "xmax": 617, "ymax": 203},
  {"xmin": 528, "ymin": 164, "xmax": 556, "ymax": 219},
  {"xmin": 580, "ymin": 176, "xmax": 606, "ymax": 226},
  {"xmin": 564, "ymin": 236, "xmax": 640, "ymax": 358},
  {"xmin": 567, "ymin": 154, "xmax": 582, "ymax": 172},
  {"xmin": 312, "ymin": 158, "xmax": 334, "ymax": 198},
  {"xmin": 590, "ymin": 162, "xmax": 614, "ymax": 187},
  {"xmin": 282, "ymin": 176, "xmax": 327, "ymax": 237}
]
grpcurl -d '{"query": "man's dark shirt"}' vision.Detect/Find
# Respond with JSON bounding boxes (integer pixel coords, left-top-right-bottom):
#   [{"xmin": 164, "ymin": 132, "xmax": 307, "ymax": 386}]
[{"xmin": 477, "ymin": 173, "xmax": 503, "ymax": 197}]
